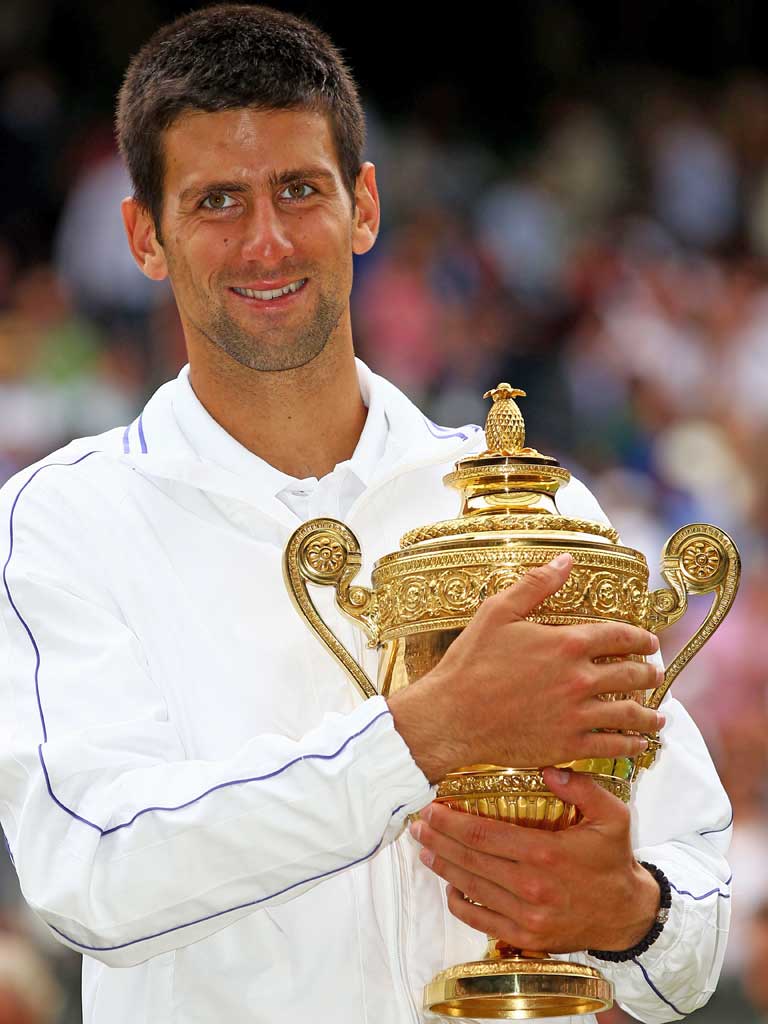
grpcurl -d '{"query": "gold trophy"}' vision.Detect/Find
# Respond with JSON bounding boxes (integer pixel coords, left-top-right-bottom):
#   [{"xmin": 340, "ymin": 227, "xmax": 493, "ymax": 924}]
[{"xmin": 283, "ymin": 384, "xmax": 740, "ymax": 1020}]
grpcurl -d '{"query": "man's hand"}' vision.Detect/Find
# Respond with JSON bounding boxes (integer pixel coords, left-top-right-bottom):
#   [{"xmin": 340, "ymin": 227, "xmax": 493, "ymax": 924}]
[
  {"xmin": 409, "ymin": 767, "xmax": 661, "ymax": 953},
  {"xmin": 388, "ymin": 555, "xmax": 664, "ymax": 782}
]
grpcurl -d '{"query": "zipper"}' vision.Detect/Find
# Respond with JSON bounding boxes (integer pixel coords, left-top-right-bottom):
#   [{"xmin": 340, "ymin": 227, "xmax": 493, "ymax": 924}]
[{"xmin": 392, "ymin": 838, "xmax": 421, "ymax": 1024}]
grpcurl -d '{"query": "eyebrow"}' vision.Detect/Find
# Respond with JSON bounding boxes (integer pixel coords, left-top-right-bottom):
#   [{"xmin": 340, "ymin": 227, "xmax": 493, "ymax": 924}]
[
  {"xmin": 178, "ymin": 166, "xmax": 337, "ymax": 205},
  {"xmin": 268, "ymin": 166, "xmax": 337, "ymax": 188}
]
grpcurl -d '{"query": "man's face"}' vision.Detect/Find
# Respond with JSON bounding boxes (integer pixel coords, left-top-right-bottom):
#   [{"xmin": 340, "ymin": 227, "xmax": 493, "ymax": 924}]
[{"xmin": 138, "ymin": 107, "xmax": 377, "ymax": 372}]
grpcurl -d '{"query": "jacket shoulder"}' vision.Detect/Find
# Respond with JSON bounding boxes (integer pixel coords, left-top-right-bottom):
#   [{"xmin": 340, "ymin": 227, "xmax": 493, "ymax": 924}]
[
  {"xmin": 0, "ymin": 426, "xmax": 130, "ymax": 521},
  {"xmin": 555, "ymin": 473, "xmax": 613, "ymax": 528}
]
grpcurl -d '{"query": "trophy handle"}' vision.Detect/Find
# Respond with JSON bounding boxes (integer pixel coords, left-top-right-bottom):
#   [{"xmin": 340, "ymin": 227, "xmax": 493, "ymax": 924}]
[
  {"xmin": 283, "ymin": 518, "xmax": 379, "ymax": 702},
  {"xmin": 646, "ymin": 523, "xmax": 741, "ymax": 712}
]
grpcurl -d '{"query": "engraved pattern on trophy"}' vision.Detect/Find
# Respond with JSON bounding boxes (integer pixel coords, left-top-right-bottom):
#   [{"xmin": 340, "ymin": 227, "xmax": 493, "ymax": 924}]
[
  {"xmin": 301, "ymin": 533, "xmax": 346, "ymax": 577},
  {"xmin": 682, "ymin": 539, "xmax": 724, "ymax": 582},
  {"xmin": 438, "ymin": 960, "xmax": 605, "ymax": 982},
  {"xmin": 283, "ymin": 383, "xmax": 741, "ymax": 1021},
  {"xmin": 373, "ymin": 549, "xmax": 651, "ymax": 640},
  {"xmin": 436, "ymin": 772, "xmax": 631, "ymax": 801},
  {"xmin": 400, "ymin": 515, "xmax": 620, "ymax": 547},
  {"xmin": 445, "ymin": 461, "xmax": 572, "ymax": 488}
]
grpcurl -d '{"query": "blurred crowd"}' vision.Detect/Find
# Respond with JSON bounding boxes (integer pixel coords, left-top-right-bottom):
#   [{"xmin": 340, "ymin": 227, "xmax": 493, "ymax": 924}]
[{"xmin": 1, "ymin": 58, "xmax": 767, "ymax": 1023}]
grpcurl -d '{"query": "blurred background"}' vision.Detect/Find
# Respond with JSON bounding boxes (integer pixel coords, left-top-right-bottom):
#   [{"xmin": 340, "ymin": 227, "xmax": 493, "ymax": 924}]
[{"xmin": 1, "ymin": 1, "xmax": 767, "ymax": 1021}]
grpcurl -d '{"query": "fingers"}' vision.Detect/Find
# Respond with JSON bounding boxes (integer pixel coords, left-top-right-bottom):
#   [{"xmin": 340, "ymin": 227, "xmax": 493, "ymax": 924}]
[
  {"xmin": 579, "ymin": 622, "xmax": 660, "ymax": 659},
  {"xmin": 411, "ymin": 815, "xmax": 507, "ymax": 882},
  {"xmin": 411, "ymin": 814, "xmax": 561, "ymax": 908},
  {"xmin": 579, "ymin": 729, "xmax": 652, "ymax": 760},
  {"xmin": 416, "ymin": 802, "xmax": 552, "ymax": 863},
  {"xmin": 589, "ymin": 658, "xmax": 662, "ymax": 695},
  {"xmin": 489, "ymin": 554, "xmax": 573, "ymax": 624},
  {"xmin": 587, "ymin": 698, "xmax": 664, "ymax": 735},
  {"xmin": 445, "ymin": 884, "xmax": 544, "ymax": 951},
  {"xmin": 416, "ymin": 839, "xmax": 528, "ymax": 920},
  {"xmin": 542, "ymin": 767, "xmax": 630, "ymax": 827}
]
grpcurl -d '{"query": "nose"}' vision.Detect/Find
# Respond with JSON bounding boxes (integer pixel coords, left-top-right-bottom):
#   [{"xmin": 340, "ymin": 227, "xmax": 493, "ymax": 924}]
[{"xmin": 240, "ymin": 196, "xmax": 294, "ymax": 264}]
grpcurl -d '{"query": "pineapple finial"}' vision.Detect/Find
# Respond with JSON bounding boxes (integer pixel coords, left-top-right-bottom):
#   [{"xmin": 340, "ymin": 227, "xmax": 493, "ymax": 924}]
[{"xmin": 482, "ymin": 383, "xmax": 527, "ymax": 453}]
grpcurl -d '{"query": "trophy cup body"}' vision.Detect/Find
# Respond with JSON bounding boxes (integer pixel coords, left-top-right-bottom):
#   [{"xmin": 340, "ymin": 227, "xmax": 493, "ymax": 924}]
[{"xmin": 283, "ymin": 385, "xmax": 740, "ymax": 1020}]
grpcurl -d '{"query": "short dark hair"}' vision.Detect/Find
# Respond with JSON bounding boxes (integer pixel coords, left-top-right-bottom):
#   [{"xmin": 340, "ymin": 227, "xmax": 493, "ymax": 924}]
[{"xmin": 116, "ymin": 3, "xmax": 365, "ymax": 236}]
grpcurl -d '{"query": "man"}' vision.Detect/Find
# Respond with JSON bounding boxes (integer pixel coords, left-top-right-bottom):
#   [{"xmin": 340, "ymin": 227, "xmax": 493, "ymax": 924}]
[{"xmin": 0, "ymin": 6, "xmax": 731, "ymax": 1023}]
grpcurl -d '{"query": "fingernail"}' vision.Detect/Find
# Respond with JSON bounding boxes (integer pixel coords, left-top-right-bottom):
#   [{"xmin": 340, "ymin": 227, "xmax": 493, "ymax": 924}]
[
  {"xmin": 410, "ymin": 820, "xmax": 423, "ymax": 842},
  {"xmin": 551, "ymin": 554, "xmax": 572, "ymax": 569},
  {"xmin": 552, "ymin": 769, "xmax": 571, "ymax": 785},
  {"xmin": 420, "ymin": 803, "xmax": 434, "ymax": 824},
  {"xmin": 420, "ymin": 848, "xmax": 435, "ymax": 868},
  {"xmin": 656, "ymin": 667, "xmax": 664, "ymax": 684},
  {"xmin": 656, "ymin": 713, "xmax": 666, "ymax": 730},
  {"xmin": 649, "ymin": 633, "xmax": 660, "ymax": 652}
]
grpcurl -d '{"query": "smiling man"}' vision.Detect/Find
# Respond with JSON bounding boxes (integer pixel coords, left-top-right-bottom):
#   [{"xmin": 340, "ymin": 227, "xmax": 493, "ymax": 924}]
[
  {"xmin": 123, "ymin": 95, "xmax": 378, "ymax": 479},
  {"xmin": 0, "ymin": 6, "xmax": 731, "ymax": 1024}
]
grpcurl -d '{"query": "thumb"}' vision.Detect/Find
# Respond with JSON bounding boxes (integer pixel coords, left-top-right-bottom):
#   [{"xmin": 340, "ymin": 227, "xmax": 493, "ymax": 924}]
[
  {"xmin": 500, "ymin": 554, "xmax": 573, "ymax": 623},
  {"xmin": 542, "ymin": 766, "xmax": 628, "ymax": 829}
]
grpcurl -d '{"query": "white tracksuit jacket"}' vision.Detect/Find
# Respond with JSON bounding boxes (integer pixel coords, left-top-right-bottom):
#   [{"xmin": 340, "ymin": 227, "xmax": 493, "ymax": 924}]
[{"xmin": 0, "ymin": 361, "xmax": 731, "ymax": 1023}]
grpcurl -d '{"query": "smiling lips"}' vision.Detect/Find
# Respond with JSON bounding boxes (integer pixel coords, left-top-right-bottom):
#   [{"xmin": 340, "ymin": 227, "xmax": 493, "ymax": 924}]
[{"xmin": 231, "ymin": 278, "xmax": 308, "ymax": 301}]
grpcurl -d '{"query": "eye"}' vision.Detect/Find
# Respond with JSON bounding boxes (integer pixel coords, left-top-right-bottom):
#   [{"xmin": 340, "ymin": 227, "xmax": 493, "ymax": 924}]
[
  {"xmin": 280, "ymin": 182, "xmax": 316, "ymax": 201},
  {"xmin": 201, "ymin": 192, "xmax": 237, "ymax": 210}
]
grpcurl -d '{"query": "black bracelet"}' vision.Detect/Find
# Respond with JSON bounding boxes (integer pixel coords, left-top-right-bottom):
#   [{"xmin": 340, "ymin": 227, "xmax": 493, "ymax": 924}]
[{"xmin": 587, "ymin": 862, "xmax": 672, "ymax": 963}]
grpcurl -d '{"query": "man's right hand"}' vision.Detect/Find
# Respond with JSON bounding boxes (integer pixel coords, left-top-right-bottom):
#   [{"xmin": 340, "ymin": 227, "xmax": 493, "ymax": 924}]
[{"xmin": 387, "ymin": 553, "xmax": 664, "ymax": 784}]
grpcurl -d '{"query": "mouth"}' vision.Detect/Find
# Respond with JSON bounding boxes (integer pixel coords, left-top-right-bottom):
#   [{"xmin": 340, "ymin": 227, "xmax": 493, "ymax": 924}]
[{"xmin": 229, "ymin": 278, "xmax": 308, "ymax": 307}]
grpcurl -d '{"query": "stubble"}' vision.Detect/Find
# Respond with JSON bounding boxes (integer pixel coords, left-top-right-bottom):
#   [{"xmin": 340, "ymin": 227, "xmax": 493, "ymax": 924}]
[{"xmin": 168, "ymin": 247, "xmax": 348, "ymax": 373}]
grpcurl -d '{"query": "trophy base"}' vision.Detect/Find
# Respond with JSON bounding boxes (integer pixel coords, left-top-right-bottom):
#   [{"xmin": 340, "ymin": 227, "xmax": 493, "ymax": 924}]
[{"xmin": 424, "ymin": 956, "xmax": 613, "ymax": 1020}]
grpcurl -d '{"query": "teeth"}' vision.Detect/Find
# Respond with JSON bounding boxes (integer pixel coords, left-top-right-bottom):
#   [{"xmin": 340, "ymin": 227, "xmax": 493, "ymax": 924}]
[{"xmin": 233, "ymin": 279, "xmax": 306, "ymax": 300}]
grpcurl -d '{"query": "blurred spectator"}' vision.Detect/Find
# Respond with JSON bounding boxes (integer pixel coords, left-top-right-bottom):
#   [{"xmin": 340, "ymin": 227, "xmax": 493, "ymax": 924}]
[
  {"xmin": 0, "ymin": 262, "xmax": 140, "ymax": 482},
  {"xmin": 475, "ymin": 166, "xmax": 567, "ymax": 303},
  {"xmin": 0, "ymin": 933, "xmax": 62, "ymax": 1024},
  {"xmin": 744, "ymin": 902, "xmax": 768, "ymax": 1021},
  {"xmin": 354, "ymin": 213, "xmax": 446, "ymax": 403},
  {"xmin": 538, "ymin": 102, "xmax": 628, "ymax": 233},
  {"xmin": 645, "ymin": 91, "xmax": 740, "ymax": 249},
  {"xmin": 54, "ymin": 132, "xmax": 156, "ymax": 328}
]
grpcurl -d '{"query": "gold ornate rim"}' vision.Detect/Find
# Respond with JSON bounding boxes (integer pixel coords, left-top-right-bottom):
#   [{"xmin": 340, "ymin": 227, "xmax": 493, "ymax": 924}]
[
  {"xmin": 433, "ymin": 960, "xmax": 606, "ymax": 983},
  {"xmin": 374, "ymin": 537, "xmax": 645, "ymax": 574},
  {"xmin": 446, "ymin": 461, "xmax": 572, "ymax": 482},
  {"xmin": 436, "ymin": 770, "xmax": 631, "ymax": 805},
  {"xmin": 400, "ymin": 515, "xmax": 620, "ymax": 548}
]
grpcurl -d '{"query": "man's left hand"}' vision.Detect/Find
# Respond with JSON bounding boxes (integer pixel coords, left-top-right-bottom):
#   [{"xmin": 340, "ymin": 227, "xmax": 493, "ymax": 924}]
[{"xmin": 409, "ymin": 767, "xmax": 660, "ymax": 953}]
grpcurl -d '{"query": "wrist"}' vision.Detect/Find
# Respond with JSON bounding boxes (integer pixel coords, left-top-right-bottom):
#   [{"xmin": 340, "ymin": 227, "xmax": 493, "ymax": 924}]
[
  {"xmin": 387, "ymin": 675, "xmax": 463, "ymax": 783},
  {"xmin": 619, "ymin": 861, "xmax": 662, "ymax": 949},
  {"xmin": 588, "ymin": 861, "xmax": 671, "ymax": 962}
]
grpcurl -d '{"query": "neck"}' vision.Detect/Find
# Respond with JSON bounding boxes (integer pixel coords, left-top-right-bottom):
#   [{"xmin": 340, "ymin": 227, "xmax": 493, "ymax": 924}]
[{"xmin": 187, "ymin": 338, "xmax": 367, "ymax": 480}]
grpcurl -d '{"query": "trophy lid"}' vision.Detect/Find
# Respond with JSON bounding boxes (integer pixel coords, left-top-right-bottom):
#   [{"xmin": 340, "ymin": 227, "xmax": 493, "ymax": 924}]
[{"xmin": 400, "ymin": 384, "xmax": 619, "ymax": 548}]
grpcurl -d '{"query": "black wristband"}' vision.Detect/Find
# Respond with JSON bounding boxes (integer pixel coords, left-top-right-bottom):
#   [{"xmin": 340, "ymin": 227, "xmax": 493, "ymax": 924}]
[{"xmin": 587, "ymin": 862, "xmax": 672, "ymax": 963}]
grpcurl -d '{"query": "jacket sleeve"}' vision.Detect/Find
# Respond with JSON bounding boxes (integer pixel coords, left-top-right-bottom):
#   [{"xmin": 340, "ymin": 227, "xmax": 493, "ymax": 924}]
[
  {"xmin": 559, "ymin": 474, "xmax": 732, "ymax": 1021},
  {"xmin": 0, "ymin": 470, "xmax": 434, "ymax": 968}
]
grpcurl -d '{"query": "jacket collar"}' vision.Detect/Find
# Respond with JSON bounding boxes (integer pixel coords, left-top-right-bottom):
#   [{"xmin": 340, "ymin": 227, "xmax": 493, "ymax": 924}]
[
  {"xmin": 121, "ymin": 358, "xmax": 485, "ymax": 519},
  {"xmin": 169, "ymin": 361, "xmax": 391, "ymax": 499}
]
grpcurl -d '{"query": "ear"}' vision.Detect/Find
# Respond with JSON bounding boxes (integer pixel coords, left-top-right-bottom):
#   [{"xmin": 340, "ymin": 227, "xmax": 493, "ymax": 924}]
[
  {"xmin": 351, "ymin": 162, "xmax": 380, "ymax": 256},
  {"xmin": 121, "ymin": 197, "xmax": 169, "ymax": 281}
]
